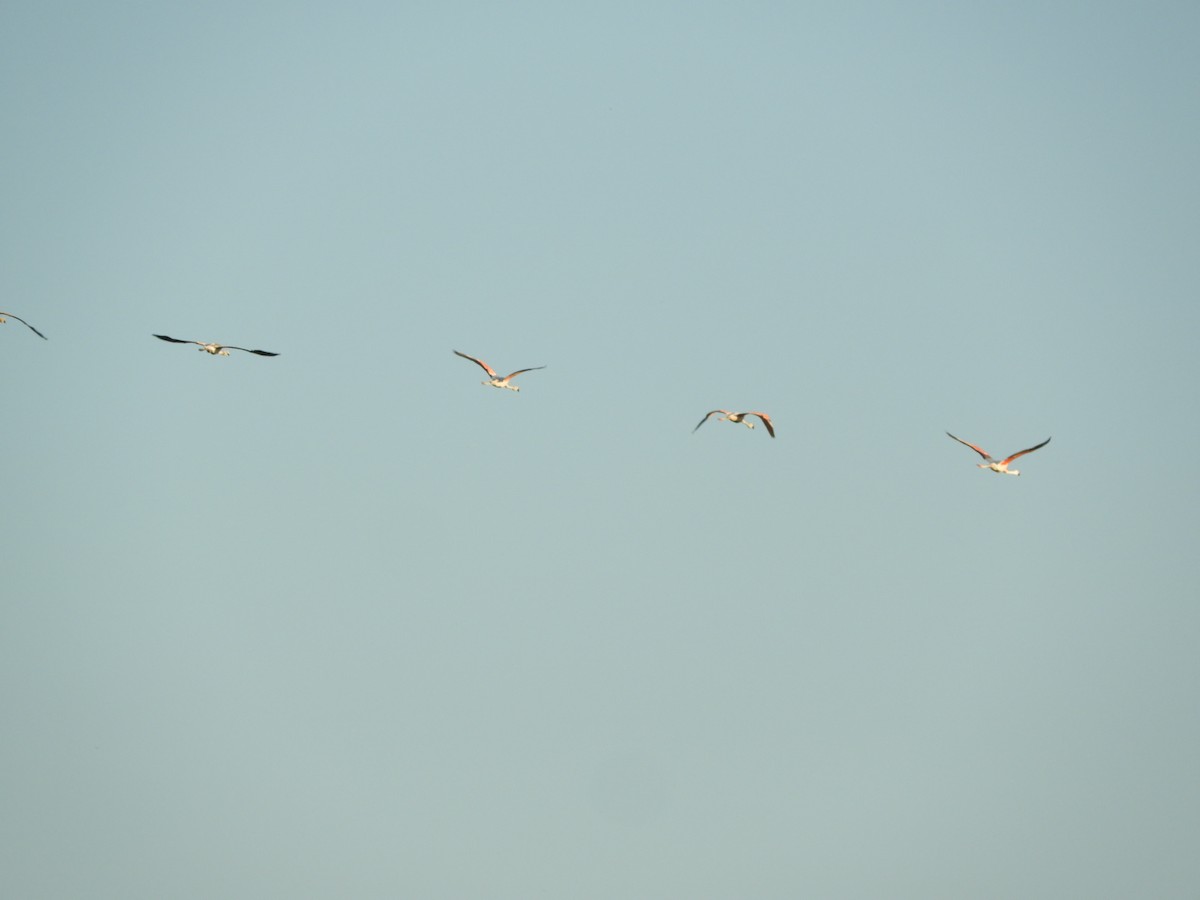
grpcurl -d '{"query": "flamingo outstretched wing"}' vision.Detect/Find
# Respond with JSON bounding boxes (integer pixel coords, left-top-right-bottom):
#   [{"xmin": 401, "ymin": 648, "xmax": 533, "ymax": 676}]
[
  {"xmin": 453, "ymin": 350, "xmax": 498, "ymax": 377},
  {"xmin": 1, "ymin": 312, "xmax": 47, "ymax": 340},
  {"xmin": 693, "ymin": 410, "xmax": 730, "ymax": 432},
  {"xmin": 745, "ymin": 412, "xmax": 775, "ymax": 438},
  {"xmin": 946, "ymin": 432, "xmax": 994, "ymax": 461},
  {"xmin": 1000, "ymin": 437, "xmax": 1051, "ymax": 466},
  {"xmin": 222, "ymin": 346, "xmax": 279, "ymax": 357},
  {"xmin": 502, "ymin": 366, "xmax": 546, "ymax": 382},
  {"xmin": 154, "ymin": 334, "xmax": 203, "ymax": 346}
]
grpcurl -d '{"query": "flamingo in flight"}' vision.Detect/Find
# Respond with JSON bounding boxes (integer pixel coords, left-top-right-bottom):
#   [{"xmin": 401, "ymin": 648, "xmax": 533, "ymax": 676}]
[
  {"xmin": 453, "ymin": 350, "xmax": 545, "ymax": 392},
  {"xmin": 0, "ymin": 312, "xmax": 47, "ymax": 340},
  {"xmin": 693, "ymin": 410, "xmax": 775, "ymax": 438},
  {"xmin": 154, "ymin": 334, "xmax": 279, "ymax": 357},
  {"xmin": 946, "ymin": 432, "xmax": 1050, "ymax": 476}
]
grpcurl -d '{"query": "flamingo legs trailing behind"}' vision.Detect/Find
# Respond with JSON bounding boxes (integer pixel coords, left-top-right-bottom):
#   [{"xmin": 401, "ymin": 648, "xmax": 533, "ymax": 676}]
[{"xmin": 946, "ymin": 432, "xmax": 1050, "ymax": 475}]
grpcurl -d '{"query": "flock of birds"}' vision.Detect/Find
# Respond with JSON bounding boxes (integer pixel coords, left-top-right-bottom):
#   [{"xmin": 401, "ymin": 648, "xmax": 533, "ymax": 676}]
[{"xmin": 2, "ymin": 313, "xmax": 1053, "ymax": 475}]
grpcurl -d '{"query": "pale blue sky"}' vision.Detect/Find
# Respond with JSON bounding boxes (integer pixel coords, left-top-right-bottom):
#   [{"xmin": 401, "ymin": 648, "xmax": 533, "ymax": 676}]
[{"xmin": 2, "ymin": 2, "xmax": 1198, "ymax": 897}]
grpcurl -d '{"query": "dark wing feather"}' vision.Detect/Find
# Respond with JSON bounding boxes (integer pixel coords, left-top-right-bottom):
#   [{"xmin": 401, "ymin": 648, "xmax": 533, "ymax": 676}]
[
  {"xmin": 693, "ymin": 410, "xmax": 724, "ymax": 432},
  {"xmin": 153, "ymin": 334, "xmax": 200, "ymax": 346},
  {"xmin": 453, "ymin": 350, "xmax": 497, "ymax": 377},
  {"xmin": 1001, "ymin": 437, "xmax": 1051, "ymax": 465},
  {"xmin": 946, "ymin": 431, "xmax": 993, "ymax": 461},
  {"xmin": 224, "ymin": 346, "xmax": 279, "ymax": 357},
  {"xmin": 747, "ymin": 412, "xmax": 775, "ymax": 437},
  {"xmin": 502, "ymin": 366, "xmax": 546, "ymax": 381},
  {"xmin": 1, "ymin": 312, "xmax": 47, "ymax": 339}
]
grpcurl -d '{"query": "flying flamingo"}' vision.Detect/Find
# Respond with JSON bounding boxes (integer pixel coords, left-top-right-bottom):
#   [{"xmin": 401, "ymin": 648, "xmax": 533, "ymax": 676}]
[
  {"xmin": 946, "ymin": 432, "xmax": 1050, "ymax": 476},
  {"xmin": 154, "ymin": 334, "xmax": 279, "ymax": 357},
  {"xmin": 453, "ymin": 350, "xmax": 545, "ymax": 392},
  {"xmin": 0, "ymin": 312, "xmax": 47, "ymax": 340},
  {"xmin": 693, "ymin": 410, "xmax": 775, "ymax": 438}
]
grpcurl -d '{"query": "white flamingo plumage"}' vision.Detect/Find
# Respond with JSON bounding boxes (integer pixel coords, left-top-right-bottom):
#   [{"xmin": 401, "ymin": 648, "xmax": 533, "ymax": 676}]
[
  {"xmin": 0, "ymin": 312, "xmax": 47, "ymax": 340},
  {"xmin": 693, "ymin": 409, "xmax": 775, "ymax": 438},
  {"xmin": 946, "ymin": 432, "xmax": 1050, "ymax": 476},
  {"xmin": 453, "ymin": 350, "xmax": 545, "ymax": 391},
  {"xmin": 154, "ymin": 334, "xmax": 279, "ymax": 357}
]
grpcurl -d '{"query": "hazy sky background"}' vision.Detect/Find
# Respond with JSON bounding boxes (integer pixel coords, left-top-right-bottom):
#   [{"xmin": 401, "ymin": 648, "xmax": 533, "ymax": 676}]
[{"xmin": 3, "ymin": 2, "xmax": 1198, "ymax": 897}]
